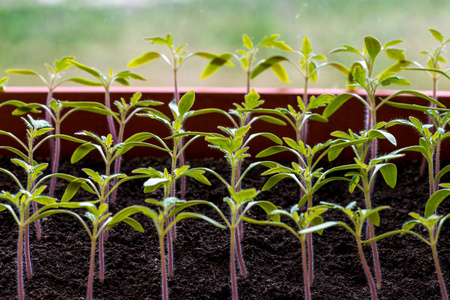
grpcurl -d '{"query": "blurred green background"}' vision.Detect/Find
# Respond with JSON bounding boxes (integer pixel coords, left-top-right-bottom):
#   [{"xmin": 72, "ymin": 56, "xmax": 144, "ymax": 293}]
[{"xmin": 2, "ymin": 0, "xmax": 450, "ymax": 90}]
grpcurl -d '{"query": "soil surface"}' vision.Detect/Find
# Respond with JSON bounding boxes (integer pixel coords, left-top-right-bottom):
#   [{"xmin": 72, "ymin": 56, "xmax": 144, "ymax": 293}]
[{"xmin": 1, "ymin": 156, "xmax": 449, "ymax": 300}]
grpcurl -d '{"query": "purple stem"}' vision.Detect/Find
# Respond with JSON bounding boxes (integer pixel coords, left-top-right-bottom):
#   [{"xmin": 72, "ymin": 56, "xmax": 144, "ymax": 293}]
[
  {"xmin": 230, "ymin": 227, "xmax": 239, "ymax": 300},
  {"xmin": 166, "ymin": 217, "xmax": 174, "ymax": 277},
  {"xmin": 49, "ymin": 133, "xmax": 61, "ymax": 197},
  {"xmin": 86, "ymin": 238, "xmax": 96, "ymax": 300},
  {"xmin": 432, "ymin": 244, "xmax": 449, "ymax": 300},
  {"xmin": 301, "ymin": 238, "xmax": 311, "ymax": 300},
  {"xmin": 24, "ymin": 208, "xmax": 33, "ymax": 280},
  {"xmin": 235, "ymin": 228, "xmax": 247, "ymax": 278},
  {"xmin": 306, "ymin": 231, "xmax": 314, "ymax": 287},
  {"xmin": 160, "ymin": 234, "xmax": 169, "ymax": 300},
  {"xmin": 357, "ymin": 239, "xmax": 377, "ymax": 300},
  {"xmin": 110, "ymin": 156, "xmax": 122, "ymax": 205},
  {"xmin": 99, "ymin": 231, "xmax": 105, "ymax": 283},
  {"xmin": 17, "ymin": 225, "xmax": 25, "ymax": 300},
  {"xmin": 105, "ymin": 89, "xmax": 118, "ymax": 143}
]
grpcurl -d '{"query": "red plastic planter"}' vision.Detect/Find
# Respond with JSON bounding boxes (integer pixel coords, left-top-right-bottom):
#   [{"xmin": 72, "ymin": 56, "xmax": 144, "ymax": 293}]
[{"xmin": 0, "ymin": 86, "xmax": 448, "ymax": 162}]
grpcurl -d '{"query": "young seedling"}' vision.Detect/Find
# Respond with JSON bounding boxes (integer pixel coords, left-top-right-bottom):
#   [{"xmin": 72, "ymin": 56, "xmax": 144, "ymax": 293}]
[
  {"xmin": 128, "ymin": 197, "xmax": 226, "ymax": 300},
  {"xmin": 5, "ymin": 57, "xmax": 81, "ymax": 196},
  {"xmin": 69, "ymin": 60, "xmax": 146, "ymax": 143},
  {"xmin": 170, "ymin": 188, "xmax": 277, "ymax": 300},
  {"xmin": 365, "ymin": 187, "xmax": 450, "ymax": 300},
  {"xmin": 0, "ymin": 115, "xmax": 86, "ymax": 280},
  {"xmin": 0, "ymin": 189, "xmax": 57, "ymax": 300},
  {"xmin": 128, "ymin": 34, "xmax": 219, "ymax": 103},
  {"xmin": 256, "ymin": 136, "xmax": 368, "ymax": 287},
  {"xmin": 328, "ymin": 36, "xmax": 411, "ymax": 164},
  {"xmin": 70, "ymin": 131, "xmax": 155, "ymax": 282},
  {"xmin": 128, "ymin": 36, "xmax": 232, "ymax": 203},
  {"xmin": 390, "ymin": 29, "xmax": 450, "ymax": 184},
  {"xmin": 407, "ymin": 29, "xmax": 450, "ymax": 104},
  {"xmin": 60, "ymin": 91, "xmax": 163, "ymax": 204},
  {"xmin": 286, "ymin": 37, "xmax": 332, "ymax": 145},
  {"xmin": 318, "ymin": 202, "xmax": 389, "ymax": 300},
  {"xmin": 4, "ymin": 99, "xmax": 93, "ymax": 197},
  {"xmin": 198, "ymin": 124, "xmax": 281, "ymax": 285},
  {"xmin": 138, "ymin": 90, "xmax": 236, "ymax": 199},
  {"xmin": 330, "ymin": 123, "xmax": 402, "ymax": 289},
  {"xmin": 5, "ymin": 56, "xmax": 75, "ymax": 123},
  {"xmin": 132, "ymin": 163, "xmax": 213, "ymax": 277},
  {"xmin": 202, "ymin": 34, "xmax": 292, "ymax": 93},
  {"xmin": 242, "ymin": 204, "xmax": 336, "ymax": 300},
  {"xmin": 386, "ymin": 117, "xmax": 450, "ymax": 197},
  {"xmin": 32, "ymin": 177, "xmax": 147, "ymax": 300}
]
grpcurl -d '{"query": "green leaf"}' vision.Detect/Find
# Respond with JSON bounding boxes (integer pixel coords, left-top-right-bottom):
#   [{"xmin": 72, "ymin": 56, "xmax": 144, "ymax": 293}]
[
  {"xmin": 425, "ymin": 189, "xmax": 450, "ymax": 218},
  {"xmin": 242, "ymin": 34, "xmax": 253, "ymax": 50},
  {"xmin": 70, "ymin": 61, "xmax": 102, "ymax": 79},
  {"xmin": 379, "ymin": 164, "xmax": 397, "ymax": 188},
  {"xmin": 172, "ymin": 212, "xmax": 227, "ymax": 231},
  {"xmin": 323, "ymin": 93, "xmax": 354, "ymax": 118},
  {"xmin": 178, "ymin": 90, "xmax": 195, "ymax": 117},
  {"xmin": 66, "ymin": 78, "xmax": 102, "ymax": 86},
  {"xmin": 367, "ymin": 212, "xmax": 381, "ymax": 226},
  {"xmin": 5, "ymin": 69, "xmax": 40, "ymax": 76},
  {"xmin": 128, "ymin": 52, "xmax": 161, "ymax": 68},
  {"xmin": 33, "ymin": 196, "xmax": 57, "ymax": 206},
  {"xmin": 262, "ymin": 174, "xmax": 294, "ymax": 191},
  {"xmin": 185, "ymin": 170, "xmax": 211, "ymax": 186},
  {"xmin": 143, "ymin": 178, "xmax": 170, "ymax": 193},
  {"xmin": 298, "ymin": 221, "xmax": 339, "ymax": 235},
  {"xmin": 364, "ymin": 36, "xmax": 382, "ymax": 62},
  {"xmin": 251, "ymin": 56, "xmax": 289, "ymax": 80},
  {"xmin": 385, "ymin": 48, "xmax": 407, "ymax": 61},
  {"xmin": 61, "ymin": 178, "xmax": 87, "ymax": 202},
  {"xmin": 270, "ymin": 62, "xmax": 290, "ymax": 83},
  {"xmin": 71, "ymin": 143, "xmax": 97, "ymax": 164},
  {"xmin": 384, "ymin": 40, "xmax": 404, "ymax": 48},
  {"xmin": 256, "ymin": 145, "xmax": 290, "ymax": 158},
  {"xmin": 380, "ymin": 76, "xmax": 410, "ymax": 87},
  {"xmin": 121, "ymin": 217, "xmax": 144, "ymax": 233},
  {"xmin": 430, "ymin": 29, "xmax": 444, "ymax": 43},
  {"xmin": 200, "ymin": 53, "xmax": 234, "ymax": 79},
  {"xmin": 326, "ymin": 62, "xmax": 350, "ymax": 76}
]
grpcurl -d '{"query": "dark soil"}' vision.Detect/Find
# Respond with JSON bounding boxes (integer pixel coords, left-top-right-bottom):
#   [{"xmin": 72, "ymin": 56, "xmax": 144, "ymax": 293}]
[{"xmin": 1, "ymin": 156, "xmax": 449, "ymax": 300}]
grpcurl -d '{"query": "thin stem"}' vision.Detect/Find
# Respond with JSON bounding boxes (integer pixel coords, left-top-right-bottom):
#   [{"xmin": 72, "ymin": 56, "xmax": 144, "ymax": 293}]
[
  {"xmin": 357, "ymin": 239, "xmax": 377, "ymax": 300},
  {"xmin": 434, "ymin": 141, "xmax": 441, "ymax": 193},
  {"xmin": 24, "ymin": 207, "xmax": 33, "ymax": 280},
  {"xmin": 99, "ymin": 231, "xmax": 105, "ymax": 283},
  {"xmin": 49, "ymin": 123, "xmax": 61, "ymax": 197},
  {"xmin": 431, "ymin": 243, "xmax": 449, "ymax": 300},
  {"xmin": 363, "ymin": 179, "xmax": 381, "ymax": 290},
  {"xmin": 17, "ymin": 224, "xmax": 25, "ymax": 300},
  {"xmin": 429, "ymin": 158, "xmax": 435, "ymax": 197},
  {"xmin": 301, "ymin": 238, "xmax": 311, "ymax": 300},
  {"xmin": 174, "ymin": 68, "xmax": 179, "ymax": 104},
  {"xmin": 111, "ymin": 122, "xmax": 125, "ymax": 205},
  {"xmin": 105, "ymin": 88, "xmax": 118, "ymax": 143},
  {"xmin": 160, "ymin": 234, "xmax": 169, "ymax": 300},
  {"xmin": 235, "ymin": 228, "xmax": 247, "ymax": 278},
  {"xmin": 86, "ymin": 238, "xmax": 96, "ymax": 300},
  {"xmin": 230, "ymin": 226, "xmax": 239, "ymax": 300},
  {"xmin": 166, "ymin": 216, "xmax": 174, "ymax": 277},
  {"xmin": 306, "ymin": 230, "xmax": 314, "ymax": 287}
]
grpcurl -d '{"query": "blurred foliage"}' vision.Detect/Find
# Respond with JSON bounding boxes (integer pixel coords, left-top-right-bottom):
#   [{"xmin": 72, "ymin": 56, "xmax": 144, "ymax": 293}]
[{"xmin": 2, "ymin": 0, "xmax": 450, "ymax": 90}]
